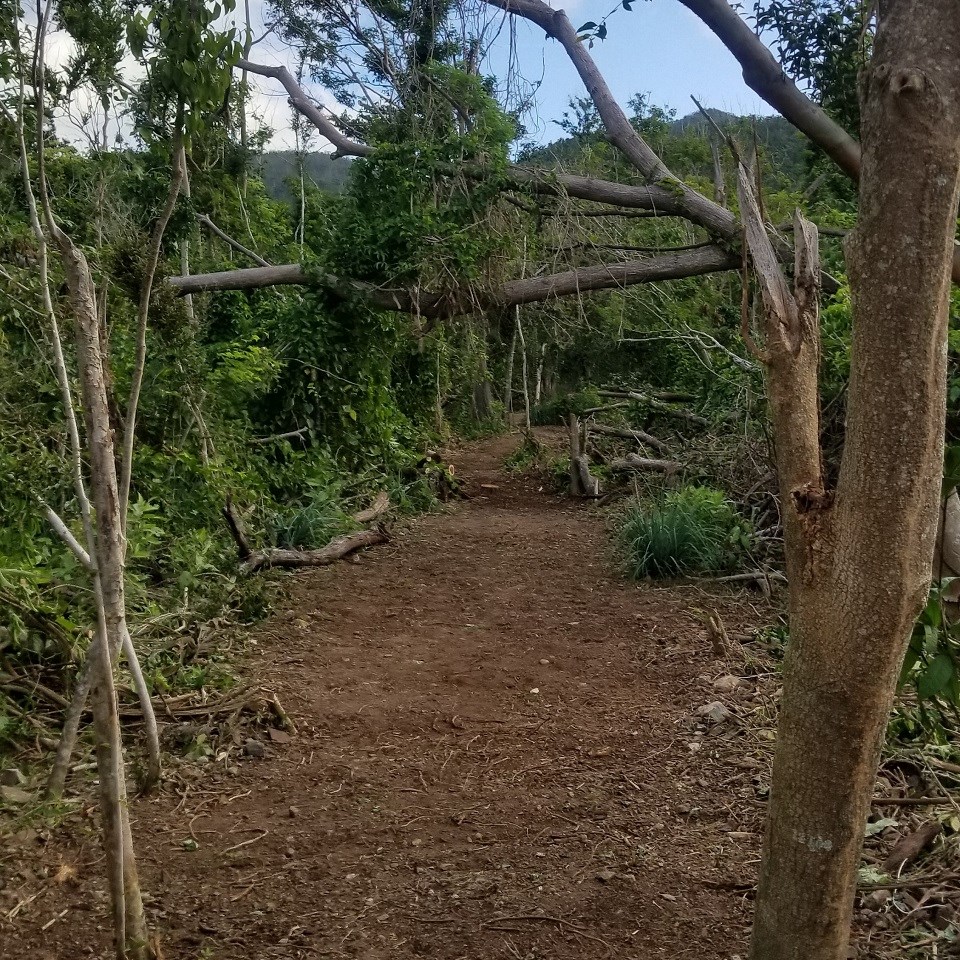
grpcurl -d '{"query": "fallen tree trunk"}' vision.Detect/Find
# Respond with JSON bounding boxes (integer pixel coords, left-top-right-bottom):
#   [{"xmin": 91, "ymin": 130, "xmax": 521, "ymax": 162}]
[
  {"xmin": 597, "ymin": 389, "xmax": 710, "ymax": 427},
  {"xmin": 608, "ymin": 454, "xmax": 682, "ymax": 475},
  {"xmin": 586, "ymin": 421, "xmax": 671, "ymax": 454},
  {"xmin": 242, "ymin": 527, "xmax": 389, "ymax": 574},
  {"xmin": 601, "ymin": 386, "xmax": 696, "ymax": 403},
  {"xmin": 224, "ymin": 493, "xmax": 392, "ymax": 573}
]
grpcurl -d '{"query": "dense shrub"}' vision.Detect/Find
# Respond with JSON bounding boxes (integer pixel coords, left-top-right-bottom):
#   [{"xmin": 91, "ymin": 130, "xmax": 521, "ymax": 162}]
[{"xmin": 617, "ymin": 485, "xmax": 752, "ymax": 579}]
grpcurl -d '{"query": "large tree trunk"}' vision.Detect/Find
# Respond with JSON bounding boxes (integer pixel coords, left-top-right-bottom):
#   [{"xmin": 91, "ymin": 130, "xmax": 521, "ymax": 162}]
[{"xmin": 751, "ymin": 4, "xmax": 960, "ymax": 958}]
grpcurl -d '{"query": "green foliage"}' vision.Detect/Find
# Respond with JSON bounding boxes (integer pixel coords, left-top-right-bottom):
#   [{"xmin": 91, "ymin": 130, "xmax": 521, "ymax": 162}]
[
  {"xmin": 127, "ymin": 0, "xmax": 243, "ymax": 143},
  {"xmin": 617, "ymin": 486, "xmax": 753, "ymax": 579},
  {"xmin": 267, "ymin": 490, "xmax": 353, "ymax": 550},
  {"xmin": 531, "ymin": 388, "xmax": 602, "ymax": 426},
  {"xmin": 753, "ymin": 1, "xmax": 868, "ymax": 134},
  {"xmin": 894, "ymin": 583, "xmax": 960, "ymax": 739}
]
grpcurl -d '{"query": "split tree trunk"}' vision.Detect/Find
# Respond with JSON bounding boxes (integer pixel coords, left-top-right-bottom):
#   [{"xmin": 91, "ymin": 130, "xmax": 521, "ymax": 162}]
[
  {"xmin": 59, "ymin": 236, "xmax": 151, "ymax": 958},
  {"xmin": 750, "ymin": 5, "xmax": 960, "ymax": 958}
]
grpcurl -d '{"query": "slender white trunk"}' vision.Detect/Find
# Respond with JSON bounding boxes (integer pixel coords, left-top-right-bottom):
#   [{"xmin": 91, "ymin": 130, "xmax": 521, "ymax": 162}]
[
  {"xmin": 515, "ymin": 309, "xmax": 531, "ymax": 431},
  {"xmin": 504, "ymin": 320, "xmax": 517, "ymax": 418}
]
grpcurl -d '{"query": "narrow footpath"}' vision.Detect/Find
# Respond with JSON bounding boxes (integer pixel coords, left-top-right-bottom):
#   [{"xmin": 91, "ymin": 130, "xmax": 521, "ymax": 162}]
[{"xmin": 5, "ymin": 432, "xmax": 771, "ymax": 960}]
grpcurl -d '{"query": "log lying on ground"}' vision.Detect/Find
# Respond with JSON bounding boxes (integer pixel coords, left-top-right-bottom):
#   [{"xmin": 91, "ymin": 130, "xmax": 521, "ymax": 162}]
[
  {"xmin": 586, "ymin": 421, "xmax": 671, "ymax": 454},
  {"xmin": 242, "ymin": 526, "xmax": 389, "ymax": 573},
  {"xmin": 608, "ymin": 454, "xmax": 682, "ymax": 475},
  {"xmin": 598, "ymin": 389, "xmax": 710, "ymax": 427},
  {"xmin": 223, "ymin": 493, "xmax": 391, "ymax": 573},
  {"xmin": 601, "ymin": 386, "xmax": 695, "ymax": 403}
]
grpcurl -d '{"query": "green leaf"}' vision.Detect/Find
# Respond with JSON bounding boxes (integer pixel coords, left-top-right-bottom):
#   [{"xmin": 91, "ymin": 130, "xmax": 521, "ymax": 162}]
[
  {"xmin": 944, "ymin": 442, "xmax": 960, "ymax": 495},
  {"xmin": 858, "ymin": 865, "xmax": 889, "ymax": 885},
  {"xmin": 577, "ymin": 21, "xmax": 597, "ymax": 30},
  {"xmin": 597, "ymin": 23, "xmax": 608, "ymax": 40},
  {"xmin": 898, "ymin": 644, "xmax": 920, "ymax": 689},
  {"xmin": 864, "ymin": 817, "xmax": 898, "ymax": 837},
  {"xmin": 918, "ymin": 651, "xmax": 955, "ymax": 700}
]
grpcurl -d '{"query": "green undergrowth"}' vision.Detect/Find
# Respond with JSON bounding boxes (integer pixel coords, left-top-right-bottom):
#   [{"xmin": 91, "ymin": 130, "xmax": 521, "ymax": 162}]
[
  {"xmin": 0, "ymin": 453, "xmax": 447, "ymax": 772},
  {"xmin": 616, "ymin": 485, "xmax": 754, "ymax": 579}
]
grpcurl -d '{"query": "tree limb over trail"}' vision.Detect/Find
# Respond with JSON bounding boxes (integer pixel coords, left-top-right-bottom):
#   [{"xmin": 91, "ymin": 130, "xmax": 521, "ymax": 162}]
[
  {"xmin": 230, "ymin": 21, "xmax": 848, "ymax": 302},
  {"xmin": 167, "ymin": 245, "xmax": 739, "ymax": 316}
]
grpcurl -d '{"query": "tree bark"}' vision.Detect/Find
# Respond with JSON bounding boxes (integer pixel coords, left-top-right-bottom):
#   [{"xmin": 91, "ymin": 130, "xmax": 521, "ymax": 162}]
[
  {"xmin": 534, "ymin": 342, "xmax": 547, "ymax": 405},
  {"xmin": 568, "ymin": 414, "xmax": 582, "ymax": 495},
  {"xmin": 749, "ymin": 5, "xmax": 960, "ymax": 958},
  {"xmin": 608, "ymin": 454, "xmax": 682, "ymax": 475},
  {"xmin": 586, "ymin": 421, "xmax": 671, "ymax": 454}
]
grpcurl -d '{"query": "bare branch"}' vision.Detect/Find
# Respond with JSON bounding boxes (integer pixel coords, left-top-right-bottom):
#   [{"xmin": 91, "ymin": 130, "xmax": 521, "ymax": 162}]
[
  {"xmin": 119, "ymin": 143, "xmax": 187, "ymax": 533},
  {"xmin": 41, "ymin": 503, "xmax": 95, "ymax": 571},
  {"xmin": 483, "ymin": 0, "xmax": 738, "ymax": 242},
  {"xmin": 242, "ymin": 527, "xmax": 389, "ymax": 573},
  {"xmin": 197, "ymin": 213, "xmax": 272, "ymax": 267},
  {"xmin": 237, "ymin": 59, "xmax": 373, "ymax": 157},
  {"xmin": 167, "ymin": 244, "xmax": 740, "ymax": 315}
]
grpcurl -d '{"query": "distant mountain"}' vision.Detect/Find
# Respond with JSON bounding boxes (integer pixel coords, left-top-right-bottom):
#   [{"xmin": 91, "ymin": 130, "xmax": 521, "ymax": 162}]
[
  {"xmin": 257, "ymin": 151, "xmax": 354, "ymax": 201},
  {"xmin": 670, "ymin": 109, "xmax": 808, "ymax": 185},
  {"xmin": 518, "ymin": 109, "xmax": 809, "ymax": 191}
]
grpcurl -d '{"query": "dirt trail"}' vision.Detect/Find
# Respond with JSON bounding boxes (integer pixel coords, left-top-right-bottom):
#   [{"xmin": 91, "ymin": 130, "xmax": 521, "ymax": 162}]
[{"xmin": 3, "ymin": 432, "xmax": 770, "ymax": 959}]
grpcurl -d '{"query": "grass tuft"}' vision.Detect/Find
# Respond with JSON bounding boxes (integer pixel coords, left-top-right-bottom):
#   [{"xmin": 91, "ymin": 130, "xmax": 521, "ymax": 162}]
[{"xmin": 617, "ymin": 485, "xmax": 752, "ymax": 579}]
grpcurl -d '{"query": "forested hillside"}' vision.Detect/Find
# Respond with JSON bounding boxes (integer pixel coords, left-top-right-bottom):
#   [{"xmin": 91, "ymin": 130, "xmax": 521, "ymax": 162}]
[
  {"xmin": 257, "ymin": 149, "xmax": 353, "ymax": 199},
  {"xmin": 2, "ymin": 2, "xmax": 960, "ymax": 960}
]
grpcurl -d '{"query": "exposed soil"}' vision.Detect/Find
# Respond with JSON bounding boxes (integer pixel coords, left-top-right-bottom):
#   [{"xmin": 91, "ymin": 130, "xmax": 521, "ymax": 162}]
[{"xmin": 1, "ymin": 431, "xmax": 779, "ymax": 960}]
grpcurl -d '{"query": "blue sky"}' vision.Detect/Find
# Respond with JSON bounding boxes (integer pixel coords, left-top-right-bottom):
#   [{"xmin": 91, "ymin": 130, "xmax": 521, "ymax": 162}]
[
  {"xmin": 489, "ymin": 1, "xmax": 774, "ymax": 144},
  {"xmin": 45, "ymin": 0, "xmax": 776, "ymax": 150},
  {"xmin": 236, "ymin": 0, "xmax": 776, "ymax": 150}
]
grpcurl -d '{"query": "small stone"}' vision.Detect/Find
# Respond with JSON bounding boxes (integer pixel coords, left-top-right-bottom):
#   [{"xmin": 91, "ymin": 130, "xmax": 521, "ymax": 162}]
[
  {"xmin": 268, "ymin": 728, "xmax": 292, "ymax": 744},
  {"xmin": 243, "ymin": 739, "xmax": 266, "ymax": 758},
  {"xmin": 863, "ymin": 889, "xmax": 891, "ymax": 910},
  {"xmin": 713, "ymin": 675, "xmax": 745, "ymax": 693},
  {"xmin": 596, "ymin": 868, "xmax": 617, "ymax": 883},
  {"xmin": 697, "ymin": 701, "xmax": 731, "ymax": 724},
  {"xmin": 0, "ymin": 768, "xmax": 26, "ymax": 787},
  {"xmin": 529, "ymin": 688, "xmax": 539, "ymax": 695},
  {"xmin": 539, "ymin": 658, "xmax": 550, "ymax": 666},
  {"xmin": 0, "ymin": 785, "xmax": 32, "ymax": 805},
  {"xmin": 288, "ymin": 806, "xmax": 300, "ymax": 818}
]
